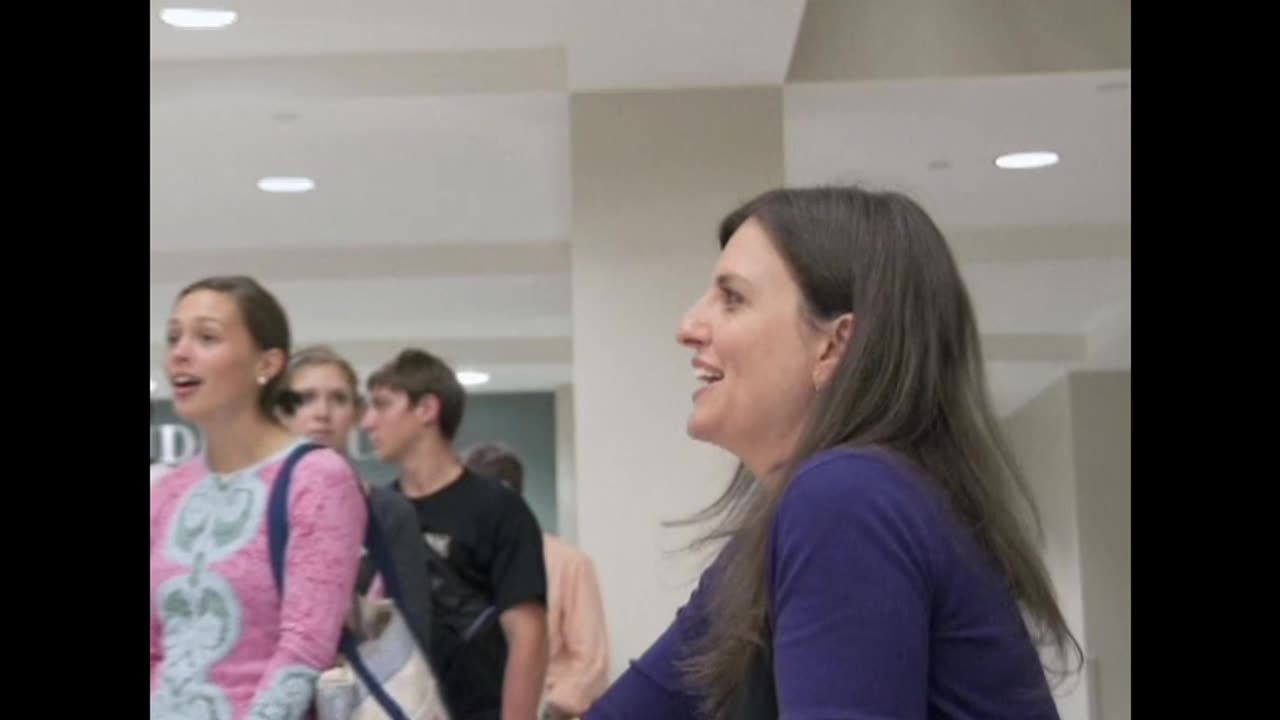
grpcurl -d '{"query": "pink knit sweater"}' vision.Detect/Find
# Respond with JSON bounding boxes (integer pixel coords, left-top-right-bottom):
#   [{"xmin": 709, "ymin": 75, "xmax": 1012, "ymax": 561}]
[{"xmin": 150, "ymin": 442, "xmax": 367, "ymax": 720}]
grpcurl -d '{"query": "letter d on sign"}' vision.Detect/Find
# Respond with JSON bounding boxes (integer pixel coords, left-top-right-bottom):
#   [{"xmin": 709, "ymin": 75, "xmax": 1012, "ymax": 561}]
[{"xmin": 158, "ymin": 424, "xmax": 200, "ymax": 465}]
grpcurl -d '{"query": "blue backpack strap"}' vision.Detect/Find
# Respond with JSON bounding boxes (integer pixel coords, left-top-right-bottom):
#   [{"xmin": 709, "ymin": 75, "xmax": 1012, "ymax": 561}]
[
  {"xmin": 266, "ymin": 442, "xmax": 414, "ymax": 720},
  {"xmin": 342, "ymin": 502, "xmax": 414, "ymax": 720},
  {"xmin": 267, "ymin": 442, "xmax": 325, "ymax": 592}
]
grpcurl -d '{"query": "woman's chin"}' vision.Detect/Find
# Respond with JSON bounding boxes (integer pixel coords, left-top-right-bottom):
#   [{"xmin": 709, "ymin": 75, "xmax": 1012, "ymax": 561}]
[{"xmin": 686, "ymin": 411, "xmax": 717, "ymax": 444}]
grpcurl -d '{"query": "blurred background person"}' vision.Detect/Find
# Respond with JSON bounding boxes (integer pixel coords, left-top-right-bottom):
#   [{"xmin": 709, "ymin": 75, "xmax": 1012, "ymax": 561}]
[
  {"xmin": 465, "ymin": 442, "xmax": 610, "ymax": 720},
  {"xmin": 363, "ymin": 349, "xmax": 548, "ymax": 720},
  {"xmin": 279, "ymin": 344, "xmax": 435, "ymax": 660}
]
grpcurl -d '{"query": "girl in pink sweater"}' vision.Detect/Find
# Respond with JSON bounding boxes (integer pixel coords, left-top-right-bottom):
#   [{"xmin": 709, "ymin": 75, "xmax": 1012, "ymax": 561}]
[{"xmin": 150, "ymin": 276, "xmax": 367, "ymax": 720}]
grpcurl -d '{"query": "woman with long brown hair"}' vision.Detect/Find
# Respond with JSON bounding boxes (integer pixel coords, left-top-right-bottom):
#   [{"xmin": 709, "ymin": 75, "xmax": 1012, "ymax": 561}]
[{"xmin": 586, "ymin": 187, "xmax": 1078, "ymax": 719}]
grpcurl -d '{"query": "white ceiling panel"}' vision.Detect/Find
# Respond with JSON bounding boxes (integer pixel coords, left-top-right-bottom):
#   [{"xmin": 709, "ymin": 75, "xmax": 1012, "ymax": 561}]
[
  {"xmin": 962, "ymin": 259, "xmax": 1131, "ymax": 335},
  {"xmin": 149, "ymin": 0, "xmax": 807, "ymax": 91},
  {"xmin": 785, "ymin": 71, "xmax": 1131, "ymax": 228},
  {"xmin": 151, "ymin": 94, "xmax": 572, "ymax": 251}
]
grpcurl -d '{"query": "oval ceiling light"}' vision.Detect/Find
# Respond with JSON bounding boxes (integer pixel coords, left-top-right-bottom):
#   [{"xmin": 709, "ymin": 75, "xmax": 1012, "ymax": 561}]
[
  {"xmin": 457, "ymin": 370, "xmax": 491, "ymax": 387},
  {"xmin": 257, "ymin": 176, "xmax": 316, "ymax": 193},
  {"xmin": 160, "ymin": 8, "xmax": 238, "ymax": 29},
  {"xmin": 995, "ymin": 151, "xmax": 1060, "ymax": 170}
]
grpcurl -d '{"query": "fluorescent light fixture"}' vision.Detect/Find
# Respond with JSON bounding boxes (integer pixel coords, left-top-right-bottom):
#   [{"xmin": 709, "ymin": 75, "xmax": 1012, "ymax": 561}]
[
  {"xmin": 995, "ymin": 151, "xmax": 1060, "ymax": 170},
  {"xmin": 160, "ymin": 8, "xmax": 238, "ymax": 29},
  {"xmin": 457, "ymin": 370, "xmax": 491, "ymax": 387},
  {"xmin": 257, "ymin": 176, "xmax": 316, "ymax": 193}
]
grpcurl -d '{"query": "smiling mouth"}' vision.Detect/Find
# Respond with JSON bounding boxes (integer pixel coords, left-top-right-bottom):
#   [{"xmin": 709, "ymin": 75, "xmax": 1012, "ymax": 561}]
[
  {"xmin": 170, "ymin": 375, "xmax": 203, "ymax": 397},
  {"xmin": 691, "ymin": 366, "xmax": 723, "ymax": 403},
  {"xmin": 694, "ymin": 367, "xmax": 724, "ymax": 385}
]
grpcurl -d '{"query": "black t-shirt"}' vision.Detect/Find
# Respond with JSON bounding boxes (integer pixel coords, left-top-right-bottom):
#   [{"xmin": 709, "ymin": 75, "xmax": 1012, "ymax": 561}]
[{"xmin": 396, "ymin": 469, "xmax": 546, "ymax": 720}]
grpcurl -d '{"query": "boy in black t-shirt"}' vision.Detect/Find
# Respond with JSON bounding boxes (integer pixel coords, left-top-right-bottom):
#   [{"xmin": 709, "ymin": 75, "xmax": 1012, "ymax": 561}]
[{"xmin": 361, "ymin": 349, "xmax": 549, "ymax": 720}]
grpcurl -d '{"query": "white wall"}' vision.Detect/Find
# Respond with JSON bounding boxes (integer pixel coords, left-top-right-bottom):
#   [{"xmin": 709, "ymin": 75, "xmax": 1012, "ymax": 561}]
[
  {"xmin": 1070, "ymin": 372, "xmax": 1131, "ymax": 720},
  {"xmin": 1004, "ymin": 370, "xmax": 1132, "ymax": 720},
  {"xmin": 1005, "ymin": 376, "xmax": 1093, "ymax": 720},
  {"xmin": 569, "ymin": 87, "xmax": 784, "ymax": 677}
]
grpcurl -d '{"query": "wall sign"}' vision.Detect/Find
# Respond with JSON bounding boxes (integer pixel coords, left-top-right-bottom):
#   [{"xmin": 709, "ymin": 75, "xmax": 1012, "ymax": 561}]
[{"xmin": 150, "ymin": 421, "xmax": 378, "ymax": 466}]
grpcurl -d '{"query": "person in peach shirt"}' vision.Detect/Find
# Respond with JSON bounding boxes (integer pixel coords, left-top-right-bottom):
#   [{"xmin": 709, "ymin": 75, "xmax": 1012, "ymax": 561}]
[{"xmin": 464, "ymin": 442, "xmax": 610, "ymax": 720}]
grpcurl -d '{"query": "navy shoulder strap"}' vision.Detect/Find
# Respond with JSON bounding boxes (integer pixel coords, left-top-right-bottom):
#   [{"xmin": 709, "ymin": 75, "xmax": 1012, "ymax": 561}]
[
  {"xmin": 265, "ymin": 442, "xmax": 413, "ymax": 720},
  {"xmin": 267, "ymin": 443, "xmax": 409, "ymax": 602},
  {"xmin": 267, "ymin": 442, "xmax": 324, "ymax": 592}
]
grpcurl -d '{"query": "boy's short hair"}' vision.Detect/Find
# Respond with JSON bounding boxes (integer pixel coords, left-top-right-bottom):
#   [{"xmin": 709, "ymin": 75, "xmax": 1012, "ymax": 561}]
[{"xmin": 367, "ymin": 348, "xmax": 466, "ymax": 440}]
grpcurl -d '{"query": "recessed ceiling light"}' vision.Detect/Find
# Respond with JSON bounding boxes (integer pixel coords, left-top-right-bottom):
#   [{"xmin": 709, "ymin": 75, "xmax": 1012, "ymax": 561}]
[
  {"xmin": 457, "ymin": 370, "xmax": 490, "ymax": 387},
  {"xmin": 160, "ymin": 8, "xmax": 238, "ymax": 29},
  {"xmin": 994, "ymin": 151, "xmax": 1060, "ymax": 170},
  {"xmin": 257, "ymin": 176, "xmax": 315, "ymax": 193}
]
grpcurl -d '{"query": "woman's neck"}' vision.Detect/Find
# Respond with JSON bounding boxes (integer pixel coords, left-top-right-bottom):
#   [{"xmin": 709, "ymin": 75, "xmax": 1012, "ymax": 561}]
[
  {"xmin": 740, "ymin": 417, "xmax": 810, "ymax": 487},
  {"xmin": 741, "ymin": 443, "xmax": 798, "ymax": 488},
  {"xmin": 203, "ymin": 411, "xmax": 295, "ymax": 474}
]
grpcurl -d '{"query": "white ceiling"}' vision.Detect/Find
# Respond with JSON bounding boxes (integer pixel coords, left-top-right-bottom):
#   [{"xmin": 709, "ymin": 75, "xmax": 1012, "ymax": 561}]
[
  {"xmin": 784, "ymin": 72, "xmax": 1131, "ymax": 228},
  {"xmin": 964, "ymin": 259, "xmax": 1130, "ymax": 334},
  {"xmin": 150, "ymin": 2, "xmax": 1130, "ymax": 414},
  {"xmin": 148, "ymin": 0, "xmax": 808, "ymax": 90},
  {"xmin": 151, "ymin": 93, "xmax": 572, "ymax": 251}
]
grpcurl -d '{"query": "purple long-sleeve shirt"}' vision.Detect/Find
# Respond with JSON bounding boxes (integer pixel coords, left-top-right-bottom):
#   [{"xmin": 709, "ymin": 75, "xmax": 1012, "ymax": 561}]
[{"xmin": 586, "ymin": 447, "xmax": 1060, "ymax": 719}]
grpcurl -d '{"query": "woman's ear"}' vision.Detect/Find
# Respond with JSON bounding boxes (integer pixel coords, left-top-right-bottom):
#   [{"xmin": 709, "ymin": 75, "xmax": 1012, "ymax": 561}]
[
  {"xmin": 812, "ymin": 313, "xmax": 855, "ymax": 390},
  {"xmin": 256, "ymin": 348, "xmax": 286, "ymax": 385}
]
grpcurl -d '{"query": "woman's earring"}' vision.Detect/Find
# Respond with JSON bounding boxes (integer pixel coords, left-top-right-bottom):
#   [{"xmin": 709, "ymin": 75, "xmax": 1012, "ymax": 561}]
[{"xmin": 257, "ymin": 376, "xmax": 267, "ymax": 386}]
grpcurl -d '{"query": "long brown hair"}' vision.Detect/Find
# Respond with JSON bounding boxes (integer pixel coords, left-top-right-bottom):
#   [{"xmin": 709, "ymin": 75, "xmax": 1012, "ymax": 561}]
[{"xmin": 678, "ymin": 187, "xmax": 1081, "ymax": 717}]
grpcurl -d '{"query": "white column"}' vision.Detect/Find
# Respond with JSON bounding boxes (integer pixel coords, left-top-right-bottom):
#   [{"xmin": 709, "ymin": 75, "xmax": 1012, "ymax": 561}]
[{"xmin": 569, "ymin": 88, "xmax": 784, "ymax": 678}]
